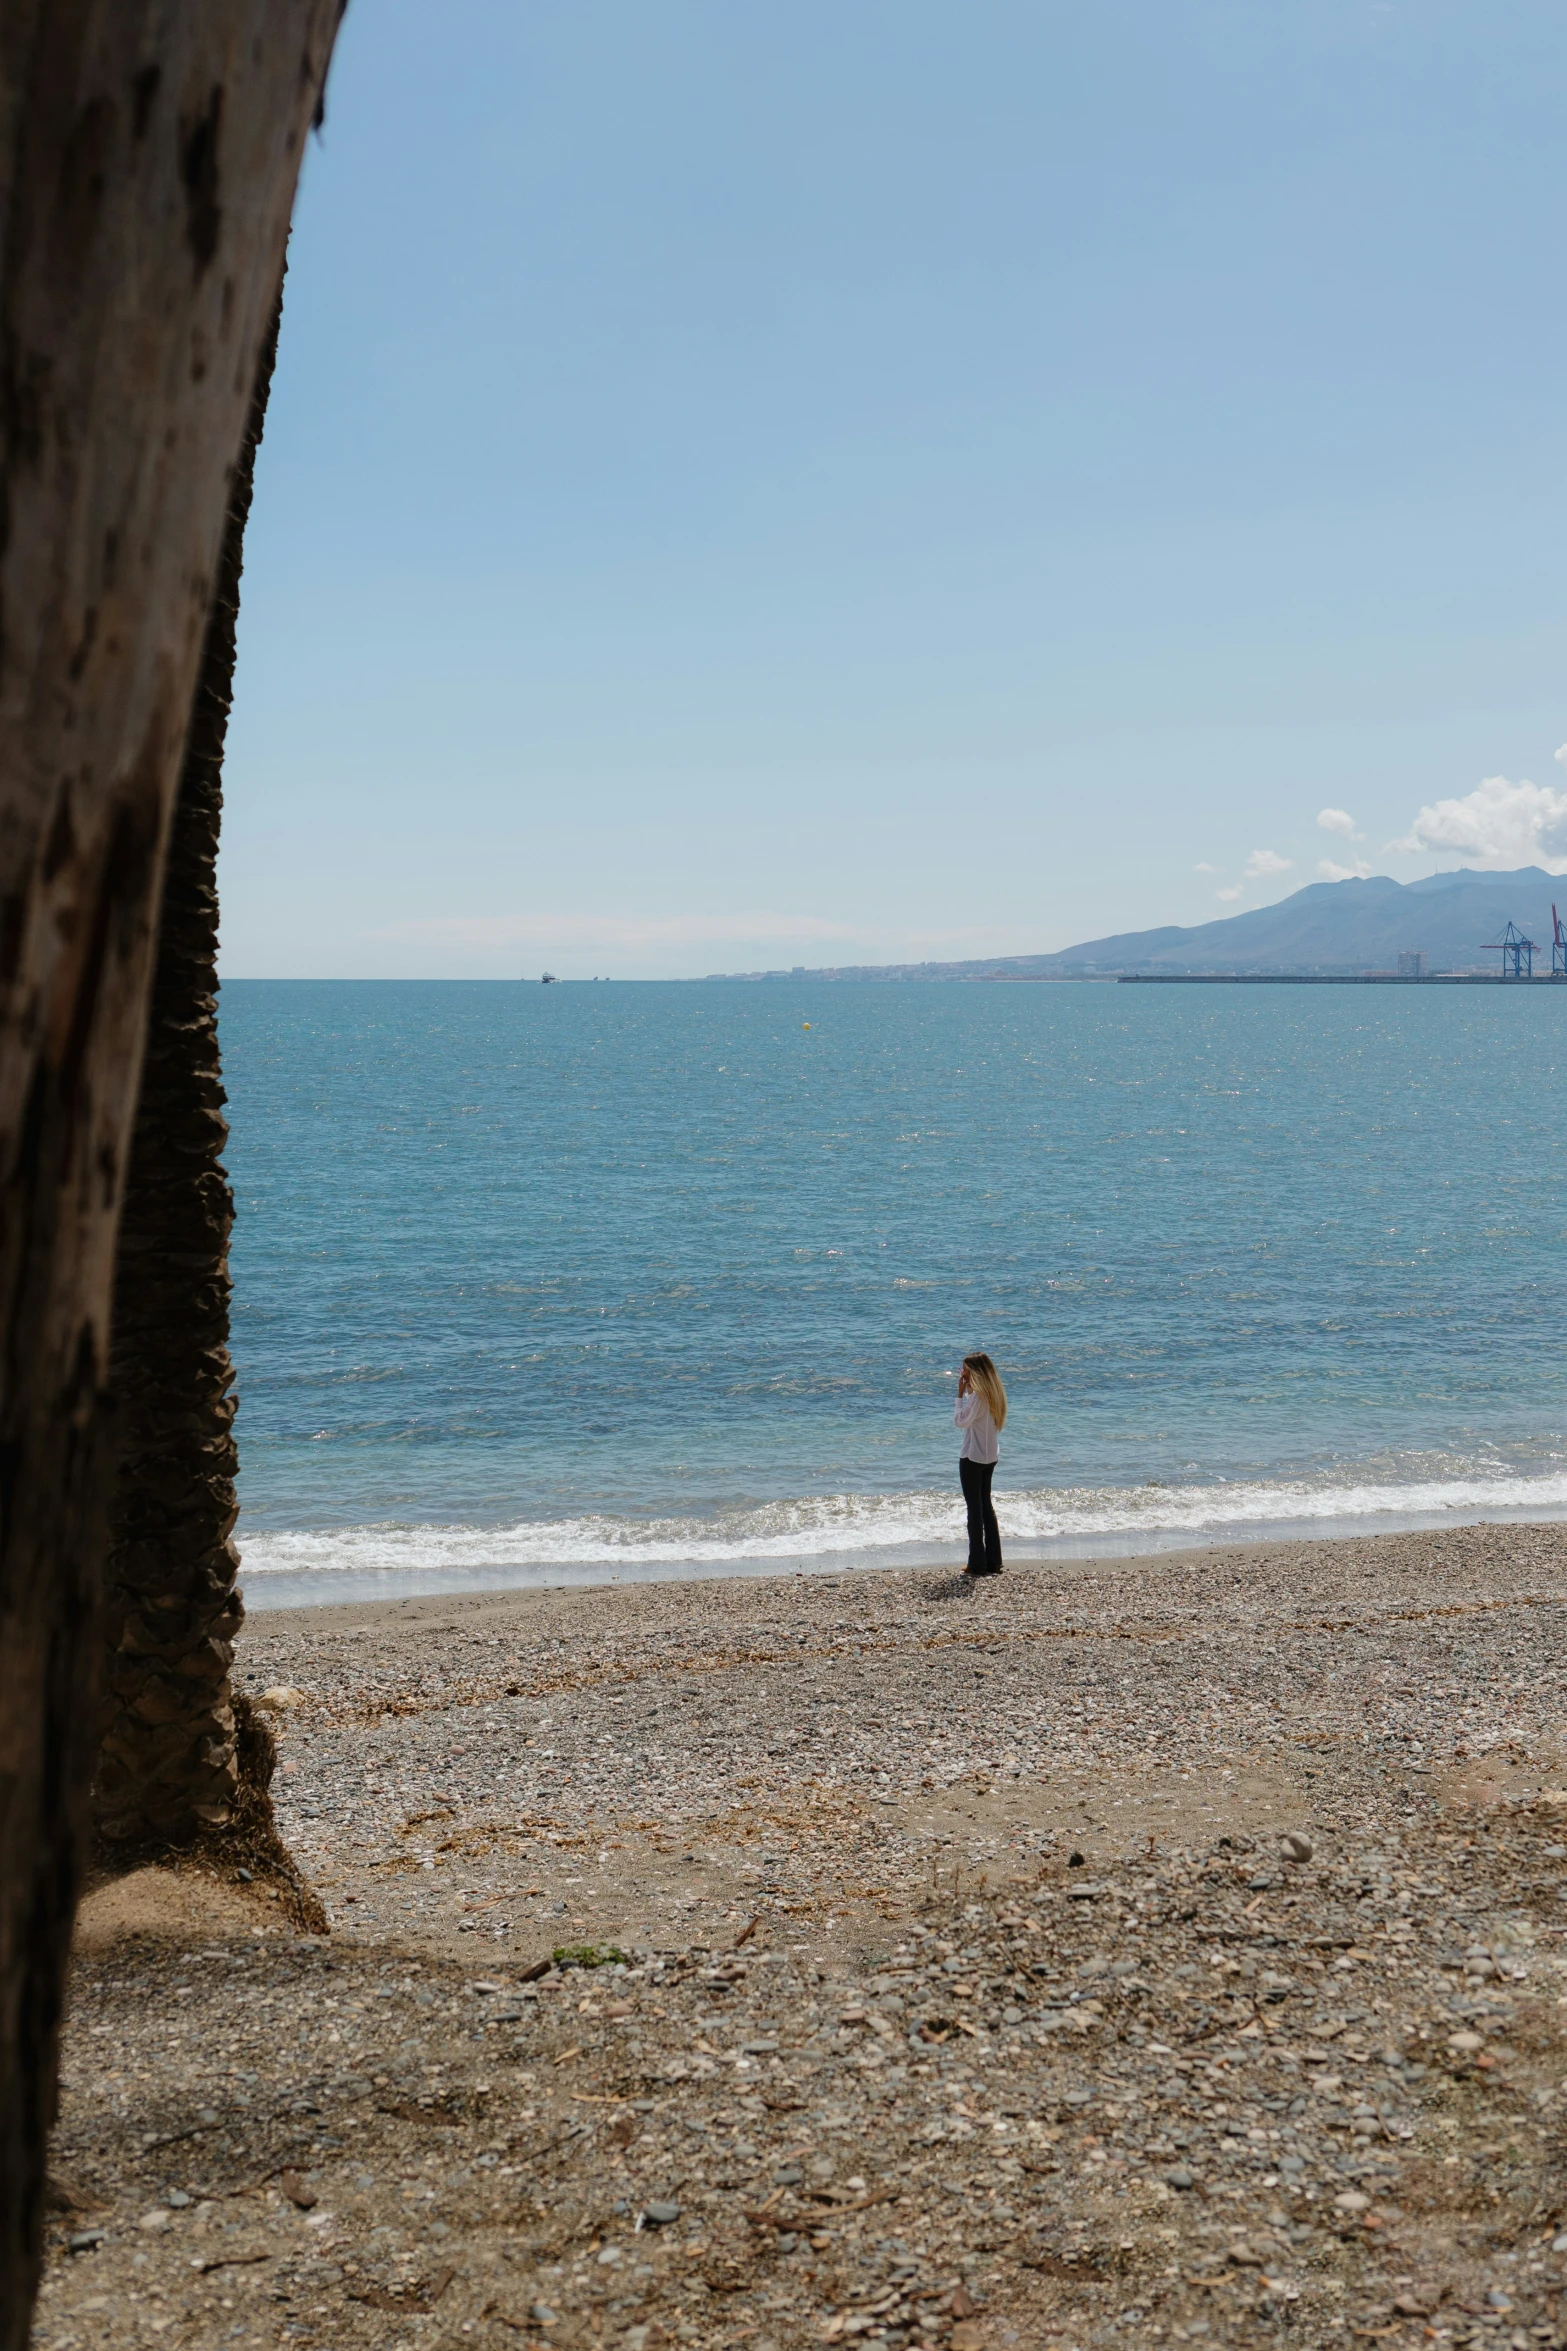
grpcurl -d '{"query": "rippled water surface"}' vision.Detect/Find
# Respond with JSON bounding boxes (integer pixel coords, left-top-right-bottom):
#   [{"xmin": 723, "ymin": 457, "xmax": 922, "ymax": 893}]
[{"xmin": 222, "ymin": 979, "xmax": 1567, "ymax": 1601}]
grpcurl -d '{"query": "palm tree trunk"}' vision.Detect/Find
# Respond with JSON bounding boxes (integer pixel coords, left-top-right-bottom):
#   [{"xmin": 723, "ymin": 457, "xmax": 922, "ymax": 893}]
[
  {"xmin": 0, "ymin": 12, "xmax": 342, "ymax": 2346},
  {"xmin": 94, "ymin": 284, "xmax": 283, "ymax": 1849}
]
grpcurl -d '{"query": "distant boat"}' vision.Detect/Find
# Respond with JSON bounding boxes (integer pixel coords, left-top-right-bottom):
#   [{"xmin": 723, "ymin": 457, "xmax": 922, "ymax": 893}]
[{"xmin": 541, "ymin": 972, "xmax": 558, "ymax": 984}]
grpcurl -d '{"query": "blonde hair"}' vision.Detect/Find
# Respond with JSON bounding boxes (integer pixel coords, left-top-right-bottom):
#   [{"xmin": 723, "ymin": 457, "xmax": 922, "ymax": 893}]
[{"xmin": 963, "ymin": 1353, "xmax": 1007, "ymax": 1430}]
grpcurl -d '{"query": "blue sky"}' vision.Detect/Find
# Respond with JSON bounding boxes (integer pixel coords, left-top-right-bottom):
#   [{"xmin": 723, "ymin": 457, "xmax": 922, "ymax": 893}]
[{"xmin": 221, "ymin": 0, "xmax": 1567, "ymax": 978}]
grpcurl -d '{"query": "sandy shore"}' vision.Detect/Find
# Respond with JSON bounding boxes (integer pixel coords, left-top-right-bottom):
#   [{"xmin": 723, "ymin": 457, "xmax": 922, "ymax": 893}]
[{"xmin": 35, "ymin": 1521, "xmax": 1567, "ymax": 2351}]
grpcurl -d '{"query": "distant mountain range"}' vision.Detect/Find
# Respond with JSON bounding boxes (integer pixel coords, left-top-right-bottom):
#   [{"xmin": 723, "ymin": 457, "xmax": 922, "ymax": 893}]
[{"xmin": 708, "ymin": 867, "xmax": 1567, "ymax": 980}]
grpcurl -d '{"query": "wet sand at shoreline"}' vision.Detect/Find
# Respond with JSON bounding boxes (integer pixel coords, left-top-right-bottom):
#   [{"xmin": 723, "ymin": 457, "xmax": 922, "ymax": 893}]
[{"xmin": 37, "ymin": 1521, "xmax": 1567, "ymax": 2351}]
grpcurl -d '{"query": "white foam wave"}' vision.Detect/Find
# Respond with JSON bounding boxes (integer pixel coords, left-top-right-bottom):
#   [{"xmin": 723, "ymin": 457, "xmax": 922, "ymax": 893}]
[{"xmin": 238, "ymin": 1464, "xmax": 1567, "ymax": 1584}]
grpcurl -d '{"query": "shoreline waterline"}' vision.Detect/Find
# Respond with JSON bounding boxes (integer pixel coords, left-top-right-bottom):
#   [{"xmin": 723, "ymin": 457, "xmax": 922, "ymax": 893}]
[
  {"xmin": 238, "ymin": 1494, "xmax": 1567, "ymax": 1610},
  {"xmin": 223, "ymin": 985, "xmax": 1567, "ymax": 1600}
]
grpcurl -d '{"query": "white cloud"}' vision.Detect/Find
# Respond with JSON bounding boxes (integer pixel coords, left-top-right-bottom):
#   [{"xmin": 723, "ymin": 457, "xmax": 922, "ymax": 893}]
[
  {"xmin": 1244, "ymin": 849, "xmax": 1293, "ymax": 879},
  {"xmin": 1215, "ymin": 885, "xmax": 1243, "ymax": 902},
  {"xmin": 1316, "ymin": 807, "xmax": 1360, "ymax": 838},
  {"xmin": 1389, "ymin": 773, "xmax": 1567, "ymax": 873},
  {"xmin": 1193, "ymin": 861, "xmax": 1216, "ymax": 874},
  {"xmin": 1318, "ymin": 857, "xmax": 1372, "ymax": 882}
]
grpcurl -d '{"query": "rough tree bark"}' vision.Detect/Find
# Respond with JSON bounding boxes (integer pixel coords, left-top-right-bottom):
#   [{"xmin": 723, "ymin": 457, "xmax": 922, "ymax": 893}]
[
  {"xmin": 94, "ymin": 283, "xmax": 283, "ymax": 1851},
  {"xmin": 0, "ymin": 13, "xmax": 343, "ymax": 2348}
]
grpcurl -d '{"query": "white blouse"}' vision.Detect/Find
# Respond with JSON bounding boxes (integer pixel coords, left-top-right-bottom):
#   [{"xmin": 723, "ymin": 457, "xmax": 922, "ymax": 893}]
[{"xmin": 954, "ymin": 1392, "xmax": 999, "ymax": 1465}]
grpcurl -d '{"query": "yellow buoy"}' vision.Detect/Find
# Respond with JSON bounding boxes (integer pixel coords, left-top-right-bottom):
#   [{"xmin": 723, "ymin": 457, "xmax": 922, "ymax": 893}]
[{"xmin": 803, "ymin": 1021, "xmax": 811, "ymax": 1029}]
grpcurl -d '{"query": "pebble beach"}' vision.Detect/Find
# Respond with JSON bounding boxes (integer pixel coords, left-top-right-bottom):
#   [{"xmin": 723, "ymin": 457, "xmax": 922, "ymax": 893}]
[{"xmin": 36, "ymin": 1521, "xmax": 1567, "ymax": 2351}]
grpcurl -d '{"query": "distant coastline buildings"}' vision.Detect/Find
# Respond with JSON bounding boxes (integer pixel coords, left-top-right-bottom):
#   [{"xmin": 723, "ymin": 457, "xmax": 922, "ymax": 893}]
[{"xmin": 703, "ymin": 866, "xmax": 1567, "ymax": 985}]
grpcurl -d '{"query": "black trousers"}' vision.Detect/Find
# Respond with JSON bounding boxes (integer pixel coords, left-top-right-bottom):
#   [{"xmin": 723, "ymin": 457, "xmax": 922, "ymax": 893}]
[{"xmin": 960, "ymin": 1456, "xmax": 1002, "ymax": 1574}]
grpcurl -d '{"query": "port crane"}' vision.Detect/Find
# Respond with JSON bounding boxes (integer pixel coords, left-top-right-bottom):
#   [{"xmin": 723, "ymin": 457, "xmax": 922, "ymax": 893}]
[{"xmin": 1484, "ymin": 919, "xmax": 1538, "ymax": 978}]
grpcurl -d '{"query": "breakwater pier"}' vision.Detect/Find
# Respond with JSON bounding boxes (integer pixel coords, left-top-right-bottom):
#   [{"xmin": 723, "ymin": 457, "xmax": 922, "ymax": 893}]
[{"xmin": 1117, "ymin": 971, "xmax": 1566, "ymax": 984}]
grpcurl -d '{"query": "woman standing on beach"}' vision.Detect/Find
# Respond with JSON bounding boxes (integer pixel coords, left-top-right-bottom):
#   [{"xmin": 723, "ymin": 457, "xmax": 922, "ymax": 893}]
[{"xmin": 954, "ymin": 1352, "xmax": 1006, "ymax": 1577}]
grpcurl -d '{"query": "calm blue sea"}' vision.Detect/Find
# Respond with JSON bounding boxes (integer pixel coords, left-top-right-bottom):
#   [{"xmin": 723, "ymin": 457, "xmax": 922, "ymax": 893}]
[{"xmin": 223, "ymin": 979, "xmax": 1567, "ymax": 1606}]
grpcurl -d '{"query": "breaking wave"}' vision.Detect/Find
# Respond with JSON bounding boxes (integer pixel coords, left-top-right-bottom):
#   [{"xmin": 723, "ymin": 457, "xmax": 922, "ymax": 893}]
[{"xmin": 238, "ymin": 1457, "xmax": 1567, "ymax": 1605}]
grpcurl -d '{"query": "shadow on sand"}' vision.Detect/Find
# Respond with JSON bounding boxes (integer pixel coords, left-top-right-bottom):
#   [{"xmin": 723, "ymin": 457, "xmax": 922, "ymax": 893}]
[{"xmin": 925, "ymin": 1569, "xmax": 984, "ymax": 1601}]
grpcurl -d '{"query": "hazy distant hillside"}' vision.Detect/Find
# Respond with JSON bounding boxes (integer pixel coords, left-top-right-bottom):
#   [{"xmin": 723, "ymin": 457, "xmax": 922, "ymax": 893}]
[
  {"xmin": 709, "ymin": 867, "xmax": 1565, "ymax": 979},
  {"xmin": 1030, "ymin": 867, "xmax": 1563, "ymax": 974}
]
